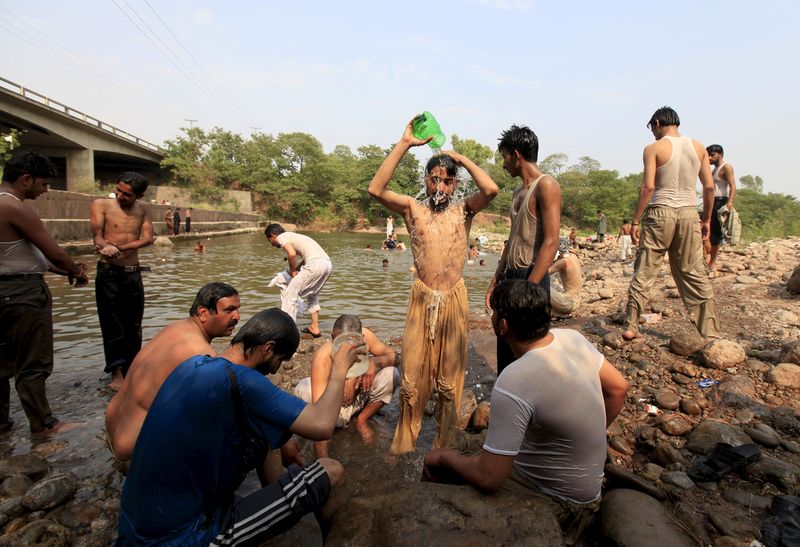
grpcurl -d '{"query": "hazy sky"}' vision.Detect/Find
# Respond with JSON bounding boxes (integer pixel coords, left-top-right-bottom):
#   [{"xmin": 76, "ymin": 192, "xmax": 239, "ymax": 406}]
[{"xmin": 2, "ymin": 1, "xmax": 798, "ymax": 196}]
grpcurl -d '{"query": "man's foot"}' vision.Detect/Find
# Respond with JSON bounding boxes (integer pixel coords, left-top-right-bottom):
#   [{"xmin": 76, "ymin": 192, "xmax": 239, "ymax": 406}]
[
  {"xmin": 301, "ymin": 327, "xmax": 322, "ymax": 338},
  {"xmin": 355, "ymin": 419, "xmax": 375, "ymax": 444},
  {"xmin": 109, "ymin": 369, "xmax": 125, "ymax": 391},
  {"xmin": 622, "ymin": 329, "xmax": 641, "ymax": 341},
  {"xmin": 36, "ymin": 421, "xmax": 85, "ymax": 435}
]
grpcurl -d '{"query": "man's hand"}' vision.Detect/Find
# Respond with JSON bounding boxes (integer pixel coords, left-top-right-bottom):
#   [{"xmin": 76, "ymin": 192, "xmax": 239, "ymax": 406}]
[
  {"xmin": 280, "ymin": 438, "xmax": 304, "ymax": 467},
  {"xmin": 484, "ymin": 284, "xmax": 494, "ymax": 311},
  {"xmin": 343, "ymin": 377, "xmax": 359, "ymax": 406},
  {"xmin": 69, "ymin": 263, "xmax": 89, "ymax": 288},
  {"xmin": 289, "ymin": 270, "xmax": 298, "ymax": 278},
  {"xmin": 331, "ymin": 339, "xmax": 366, "ymax": 376},
  {"xmin": 631, "ymin": 225, "xmax": 640, "ymax": 246},
  {"xmin": 98, "ymin": 244, "xmax": 120, "ymax": 258},
  {"xmin": 438, "ymin": 149, "xmax": 464, "ymax": 164},
  {"xmin": 701, "ymin": 219, "xmax": 711, "ymax": 240},
  {"xmin": 361, "ymin": 361, "xmax": 377, "ymax": 393},
  {"xmin": 401, "ymin": 115, "xmax": 434, "ymax": 148},
  {"xmin": 422, "ymin": 448, "xmax": 458, "ymax": 483}
]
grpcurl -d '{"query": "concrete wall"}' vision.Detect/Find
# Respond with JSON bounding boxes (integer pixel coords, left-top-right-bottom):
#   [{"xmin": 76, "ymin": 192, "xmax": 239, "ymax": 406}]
[
  {"xmin": 30, "ymin": 190, "xmax": 262, "ymax": 242},
  {"xmin": 153, "ymin": 186, "xmax": 255, "ymax": 213}
]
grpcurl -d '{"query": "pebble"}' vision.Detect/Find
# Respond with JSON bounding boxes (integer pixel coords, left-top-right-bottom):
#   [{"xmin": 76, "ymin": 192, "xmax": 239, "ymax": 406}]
[
  {"xmin": 655, "ymin": 391, "xmax": 680, "ymax": 410},
  {"xmin": 658, "ymin": 414, "xmax": 693, "ymax": 436},
  {"xmin": 609, "ymin": 437, "xmax": 633, "ymax": 455},
  {"xmin": 601, "ymin": 332, "xmax": 624, "ymax": 350},
  {"xmin": 720, "ymin": 487, "xmax": 771, "ymax": 510},
  {"xmin": 641, "ymin": 463, "xmax": 664, "ymax": 481},
  {"xmin": 661, "ymin": 471, "xmax": 694, "ymax": 489}
]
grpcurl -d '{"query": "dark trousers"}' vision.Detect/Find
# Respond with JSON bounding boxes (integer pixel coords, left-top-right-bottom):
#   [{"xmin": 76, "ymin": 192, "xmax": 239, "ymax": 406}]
[
  {"xmin": 496, "ymin": 267, "xmax": 551, "ymax": 376},
  {"xmin": 173, "ymin": 220, "xmax": 180, "ymax": 235},
  {"xmin": 0, "ymin": 279, "xmax": 57, "ymax": 432},
  {"xmin": 95, "ymin": 263, "xmax": 145, "ymax": 376},
  {"xmin": 185, "ymin": 218, "xmax": 191, "ymax": 233}
]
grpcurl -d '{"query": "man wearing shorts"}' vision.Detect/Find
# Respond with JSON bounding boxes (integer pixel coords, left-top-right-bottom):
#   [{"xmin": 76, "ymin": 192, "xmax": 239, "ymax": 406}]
[
  {"xmin": 117, "ymin": 308, "xmax": 363, "ymax": 545},
  {"xmin": 706, "ymin": 144, "xmax": 736, "ymax": 272}
]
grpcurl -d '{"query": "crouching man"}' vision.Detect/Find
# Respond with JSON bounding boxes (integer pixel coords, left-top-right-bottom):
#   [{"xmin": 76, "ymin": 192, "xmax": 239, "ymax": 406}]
[
  {"xmin": 422, "ymin": 280, "xmax": 628, "ymax": 544},
  {"xmin": 117, "ymin": 308, "xmax": 363, "ymax": 545}
]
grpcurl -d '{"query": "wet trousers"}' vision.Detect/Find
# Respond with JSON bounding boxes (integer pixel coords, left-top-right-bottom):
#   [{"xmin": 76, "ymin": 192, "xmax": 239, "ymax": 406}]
[
  {"xmin": 625, "ymin": 206, "xmax": 720, "ymax": 338},
  {"xmin": 391, "ymin": 278, "xmax": 468, "ymax": 454},
  {"xmin": 280, "ymin": 258, "xmax": 332, "ymax": 320},
  {"xmin": 0, "ymin": 278, "xmax": 57, "ymax": 432},
  {"xmin": 95, "ymin": 263, "xmax": 145, "ymax": 376}
]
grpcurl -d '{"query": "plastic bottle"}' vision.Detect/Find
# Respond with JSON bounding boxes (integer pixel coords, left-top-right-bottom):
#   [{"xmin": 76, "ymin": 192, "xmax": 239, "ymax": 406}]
[{"xmin": 412, "ymin": 111, "xmax": 446, "ymax": 149}]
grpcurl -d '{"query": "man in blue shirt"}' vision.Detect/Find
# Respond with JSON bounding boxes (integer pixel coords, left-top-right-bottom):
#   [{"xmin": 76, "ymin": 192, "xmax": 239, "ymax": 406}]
[{"xmin": 118, "ymin": 308, "xmax": 363, "ymax": 546}]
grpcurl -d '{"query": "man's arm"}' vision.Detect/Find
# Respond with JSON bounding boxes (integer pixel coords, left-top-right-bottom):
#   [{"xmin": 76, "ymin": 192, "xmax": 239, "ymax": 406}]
[
  {"xmin": 368, "ymin": 116, "xmax": 431, "ymax": 216},
  {"xmin": 115, "ymin": 210, "xmax": 154, "ymax": 252},
  {"xmin": 723, "ymin": 163, "xmax": 736, "ymax": 210},
  {"xmin": 486, "ymin": 243, "xmax": 509, "ymax": 309},
  {"xmin": 15, "ymin": 205, "xmax": 86, "ymax": 283},
  {"xmin": 526, "ymin": 178, "xmax": 561, "ymax": 284},
  {"xmin": 309, "ymin": 345, "xmax": 334, "ymax": 458},
  {"xmin": 423, "ymin": 448, "xmax": 514, "ymax": 493},
  {"xmin": 282, "ymin": 242, "xmax": 299, "ymax": 276},
  {"xmin": 631, "ymin": 145, "xmax": 657, "ymax": 245},
  {"xmin": 90, "ymin": 200, "xmax": 119, "ymax": 258},
  {"xmin": 696, "ymin": 144, "xmax": 715, "ymax": 240},
  {"xmin": 443, "ymin": 151, "xmax": 498, "ymax": 216},
  {"xmin": 548, "ymin": 257, "xmax": 566, "ymax": 276},
  {"xmin": 360, "ymin": 328, "xmax": 397, "ymax": 393},
  {"xmin": 599, "ymin": 359, "xmax": 628, "ymax": 427},
  {"xmin": 290, "ymin": 341, "xmax": 363, "ymax": 440}
]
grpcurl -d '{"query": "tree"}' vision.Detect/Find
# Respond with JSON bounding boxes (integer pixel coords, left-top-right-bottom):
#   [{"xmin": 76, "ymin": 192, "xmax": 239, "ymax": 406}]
[
  {"xmin": 739, "ymin": 174, "xmax": 764, "ymax": 194},
  {"xmin": 566, "ymin": 156, "xmax": 601, "ymax": 174},
  {"xmin": 539, "ymin": 152, "xmax": 569, "ymax": 176},
  {"xmin": 451, "ymin": 134, "xmax": 493, "ymax": 166},
  {"xmin": 0, "ymin": 129, "xmax": 20, "ymax": 166}
]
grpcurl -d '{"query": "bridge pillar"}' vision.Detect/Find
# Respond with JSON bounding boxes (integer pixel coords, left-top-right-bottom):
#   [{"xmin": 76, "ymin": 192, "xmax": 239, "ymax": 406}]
[{"xmin": 65, "ymin": 148, "xmax": 94, "ymax": 192}]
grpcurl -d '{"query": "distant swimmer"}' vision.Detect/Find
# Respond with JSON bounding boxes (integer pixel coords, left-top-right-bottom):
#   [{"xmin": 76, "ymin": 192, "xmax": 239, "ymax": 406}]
[
  {"xmin": 369, "ymin": 115, "xmax": 498, "ymax": 454},
  {"xmin": 194, "ymin": 240, "xmax": 205, "ymax": 252},
  {"xmin": 91, "ymin": 172, "xmax": 154, "ymax": 391}
]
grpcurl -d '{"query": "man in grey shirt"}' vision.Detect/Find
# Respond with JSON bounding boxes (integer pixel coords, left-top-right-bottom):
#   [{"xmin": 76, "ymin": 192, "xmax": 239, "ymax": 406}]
[{"xmin": 423, "ymin": 279, "xmax": 628, "ymax": 544}]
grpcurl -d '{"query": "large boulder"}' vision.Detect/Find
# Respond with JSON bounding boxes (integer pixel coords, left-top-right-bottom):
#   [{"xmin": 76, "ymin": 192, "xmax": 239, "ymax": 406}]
[
  {"xmin": 779, "ymin": 341, "xmax": 800, "ymax": 365},
  {"xmin": 326, "ymin": 481, "xmax": 562, "ymax": 546},
  {"xmin": 787, "ymin": 264, "xmax": 800, "ymax": 294},
  {"xmin": 685, "ymin": 420, "xmax": 752, "ymax": 454},
  {"xmin": 22, "ymin": 472, "xmax": 77, "ymax": 511},
  {"xmin": 601, "ymin": 489, "xmax": 696, "ymax": 546},
  {"xmin": 701, "ymin": 339, "xmax": 746, "ymax": 369},
  {"xmin": 768, "ymin": 364, "xmax": 800, "ymax": 389}
]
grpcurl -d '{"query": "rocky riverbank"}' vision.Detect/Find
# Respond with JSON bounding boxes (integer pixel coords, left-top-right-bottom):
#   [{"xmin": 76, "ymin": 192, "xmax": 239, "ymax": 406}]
[{"xmin": 0, "ymin": 237, "xmax": 797, "ymax": 545}]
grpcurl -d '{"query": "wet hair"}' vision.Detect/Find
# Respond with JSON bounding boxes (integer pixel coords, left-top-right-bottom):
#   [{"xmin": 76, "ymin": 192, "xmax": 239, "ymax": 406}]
[
  {"xmin": 647, "ymin": 106, "xmax": 680, "ymax": 129},
  {"xmin": 332, "ymin": 314, "xmax": 362, "ymax": 339},
  {"xmin": 118, "ymin": 172, "xmax": 149, "ymax": 196},
  {"xmin": 424, "ymin": 155, "xmax": 457, "ymax": 178},
  {"xmin": 189, "ymin": 282, "xmax": 239, "ymax": 317},
  {"xmin": 706, "ymin": 144, "xmax": 724, "ymax": 156},
  {"xmin": 264, "ymin": 223, "xmax": 285, "ymax": 238},
  {"xmin": 623, "ymin": 218, "xmax": 630, "ymax": 224},
  {"xmin": 490, "ymin": 279, "xmax": 550, "ymax": 342},
  {"xmin": 497, "ymin": 125, "xmax": 539, "ymax": 162},
  {"xmin": 231, "ymin": 308, "xmax": 300, "ymax": 359},
  {"xmin": 2, "ymin": 150, "xmax": 58, "ymax": 182}
]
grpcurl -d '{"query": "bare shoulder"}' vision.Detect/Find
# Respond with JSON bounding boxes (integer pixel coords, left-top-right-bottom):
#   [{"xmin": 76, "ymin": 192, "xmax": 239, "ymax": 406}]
[
  {"xmin": 691, "ymin": 139, "xmax": 707, "ymax": 157},
  {"xmin": 133, "ymin": 201, "xmax": 150, "ymax": 217},
  {"xmin": 537, "ymin": 174, "xmax": 561, "ymax": 189},
  {"xmin": 91, "ymin": 198, "xmax": 111, "ymax": 212}
]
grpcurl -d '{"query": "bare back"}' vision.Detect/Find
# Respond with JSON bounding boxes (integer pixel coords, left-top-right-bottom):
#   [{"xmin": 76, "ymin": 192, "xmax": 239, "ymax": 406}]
[
  {"xmin": 404, "ymin": 201, "xmax": 470, "ymax": 291},
  {"xmin": 91, "ymin": 198, "xmax": 150, "ymax": 266},
  {"xmin": 105, "ymin": 318, "xmax": 214, "ymax": 462}
]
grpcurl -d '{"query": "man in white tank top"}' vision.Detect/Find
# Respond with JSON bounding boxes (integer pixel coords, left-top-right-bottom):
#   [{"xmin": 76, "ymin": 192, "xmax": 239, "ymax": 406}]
[
  {"xmin": 623, "ymin": 107, "xmax": 720, "ymax": 341},
  {"xmin": 706, "ymin": 144, "xmax": 736, "ymax": 272}
]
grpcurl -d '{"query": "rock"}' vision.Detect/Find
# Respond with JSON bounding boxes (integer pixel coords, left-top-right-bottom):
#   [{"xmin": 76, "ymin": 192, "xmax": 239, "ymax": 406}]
[
  {"xmin": 641, "ymin": 463, "xmax": 664, "ymax": 481},
  {"xmin": 735, "ymin": 275, "xmax": 758, "ymax": 284},
  {"xmin": 672, "ymin": 373, "xmax": 692, "ymax": 385},
  {"xmin": 601, "ymin": 489, "xmax": 695, "ymax": 546},
  {"xmin": 679, "ymin": 398, "xmax": 702, "ymax": 416},
  {"xmin": 658, "ymin": 414, "xmax": 693, "ymax": 436},
  {"xmin": 652, "ymin": 443, "xmax": 686, "ymax": 467},
  {"xmin": 604, "ymin": 464, "xmax": 664, "ymax": 499},
  {"xmin": 745, "ymin": 456, "xmax": 800, "ymax": 492},
  {"xmin": 609, "ymin": 437, "xmax": 633, "ymax": 455},
  {"xmin": 720, "ymin": 487, "xmax": 771, "ymax": 510},
  {"xmin": 2, "ymin": 517, "xmax": 25, "ymax": 535},
  {"xmin": 0, "ymin": 519, "xmax": 70, "ymax": 546},
  {"xmin": 655, "ymin": 391, "xmax": 680, "ymax": 410},
  {"xmin": 744, "ymin": 424, "xmax": 782, "ymax": 448},
  {"xmin": 788, "ymin": 264, "xmax": 800, "ymax": 293},
  {"xmin": 21, "ymin": 472, "xmax": 77, "ymax": 511},
  {"xmin": 768, "ymin": 363, "xmax": 800, "ymax": 388},
  {"xmin": 0, "ymin": 475, "xmax": 32, "ymax": 498},
  {"xmin": 153, "ymin": 236, "xmax": 173, "ymax": 246},
  {"xmin": 686, "ymin": 420, "xmax": 752, "ymax": 454},
  {"xmin": 776, "ymin": 310, "xmax": 799, "ymax": 324},
  {"xmin": 701, "ymin": 339, "xmax": 746, "ymax": 369},
  {"xmin": 714, "ymin": 375, "xmax": 758, "ymax": 408},
  {"xmin": 52, "ymin": 502, "xmax": 103, "ymax": 529},
  {"xmin": 598, "ymin": 288, "xmax": 614, "ymax": 299},
  {"xmin": 0, "ymin": 498, "xmax": 24, "ymax": 518},
  {"xmin": 602, "ymin": 332, "xmax": 624, "ymax": 349},
  {"xmin": 708, "ymin": 512, "xmax": 756, "ymax": 539},
  {"xmin": 469, "ymin": 401, "xmax": 491, "ymax": 431},
  {"xmin": 746, "ymin": 359, "xmax": 770, "ymax": 373},
  {"xmin": 771, "ymin": 407, "xmax": 800, "ymax": 437},
  {"xmin": 325, "ymin": 482, "xmax": 562, "ymax": 545},
  {"xmin": 456, "ymin": 389, "xmax": 477, "ymax": 430},
  {"xmin": 0, "ymin": 455, "xmax": 48, "ymax": 481},
  {"xmin": 670, "ymin": 360, "xmax": 700, "ymax": 378},
  {"xmin": 712, "ymin": 536, "xmax": 742, "ymax": 547},
  {"xmin": 669, "ymin": 333, "xmax": 706, "ymax": 356},
  {"xmin": 661, "ymin": 471, "xmax": 694, "ymax": 489}
]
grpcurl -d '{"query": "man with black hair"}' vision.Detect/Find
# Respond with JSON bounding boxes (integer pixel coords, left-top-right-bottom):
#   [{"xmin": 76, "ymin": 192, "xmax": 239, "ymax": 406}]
[
  {"xmin": 91, "ymin": 171, "xmax": 154, "ymax": 390},
  {"xmin": 369, "ymin": 115, "xmax": 498, "ymax": 454},
  {"xmin": 624, "ymin": 106, "xmax": 720, "ymax": 340},
  {"xmin": 0, "ymin": 150, "xmax": 88, "ymax": 433},
  {"xmin": 706, "ymin": 144, "xmax": 736, "ymax": 272},
  {"xmin": 105, "ymin": 282, "xmax": 241, "ymax": 466},
  {"xmin": 596, "ymin": 210, "xmax": 607, "ymax": 242},
  {"xmin": 486, "ymin": 124, "xmax": 561, "ymax": 374},
  {"xmin": 118, "ymin": 308, "xmax": 362, "ymax": 545},
  {"xmin": 423, "ymin": 279, "xmax": 627, "ymax": 545}
]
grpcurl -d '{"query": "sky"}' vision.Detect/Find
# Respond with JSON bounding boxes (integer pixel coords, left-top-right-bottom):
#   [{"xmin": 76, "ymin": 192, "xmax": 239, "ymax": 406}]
[{"xmin": 2, "ymin": 0, "xmax": 799, "ymax": 197}]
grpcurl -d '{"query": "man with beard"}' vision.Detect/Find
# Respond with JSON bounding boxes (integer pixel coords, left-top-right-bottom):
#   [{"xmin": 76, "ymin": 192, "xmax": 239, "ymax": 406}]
[
  {"xmin": 369, "ymin": 115, "xmax": 499, "ymax": 454},
  {"xmin": 105, "ymin": 282, "xmax": 241, "ymax": 467}
]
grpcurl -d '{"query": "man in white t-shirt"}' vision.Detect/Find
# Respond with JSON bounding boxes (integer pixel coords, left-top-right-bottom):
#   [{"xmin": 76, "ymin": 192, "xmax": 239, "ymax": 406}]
[
  {"xmin": 265, "ymin": 224, "xmax": 332, "ymax": 337},
  {"xmin": 423, "ymin": 279, "xmax": 628, "ymax": 544}
]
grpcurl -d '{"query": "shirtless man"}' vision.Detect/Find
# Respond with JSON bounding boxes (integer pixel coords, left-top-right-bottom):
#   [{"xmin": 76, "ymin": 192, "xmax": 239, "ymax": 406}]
[
  {"xmin": 105, "ymin": 282, "xmax": 240, "ymax": 466},
  {"xmin": 0, "ymin": 151, "xmax": 88, "ymax": 433},
  {"xmin": 91, "ymin": 172, "xmax": 154, "ymax": 390},
  {"xmin": 294, "ymin": 314, "xmax": 399, "ymax": 458},
  {"xmin": 369, "ymin": 116, "xmax": 498, "ymax": 454},
  {"xmin": 706, "ymin": 144, "xmax": 736, "ymax": 272},
  {"xmin": 617, "ymin": 219, "xmax": 633, "ymax": 261},
  {"xmin": 164, "ymin": 207, "xmax": 173, "ymax": 236},
  {"xmin": 548, "ymin": 242, "xmax": 583, "ymax": 318}
]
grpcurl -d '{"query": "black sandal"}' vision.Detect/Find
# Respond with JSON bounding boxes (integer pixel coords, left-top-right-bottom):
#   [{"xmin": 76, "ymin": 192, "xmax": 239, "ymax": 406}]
[
  {"xmin": 301, "ymin": 327, "xmax": 322, "ymax": 338},
  {"xmin": 688, "ymin": 442, "xmax": 762, "ymax": 482}
]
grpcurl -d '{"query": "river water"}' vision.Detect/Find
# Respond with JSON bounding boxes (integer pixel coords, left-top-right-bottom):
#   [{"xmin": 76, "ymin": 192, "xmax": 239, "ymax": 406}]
[{"xmin": 2, "ymin": 230, "xmax": 499, "ymax": 514}]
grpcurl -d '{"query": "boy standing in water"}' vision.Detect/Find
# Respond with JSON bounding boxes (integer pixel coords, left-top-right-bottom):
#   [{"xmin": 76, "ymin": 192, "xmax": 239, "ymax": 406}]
[{"xmin": 369, "ymin": 116, "xmax": 499, "ymax": 454}]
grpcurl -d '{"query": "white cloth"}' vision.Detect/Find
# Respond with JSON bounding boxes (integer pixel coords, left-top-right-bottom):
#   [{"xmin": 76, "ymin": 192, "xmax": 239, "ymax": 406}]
[
  {"xmin": 483, "ymin": 329, "xmax": 607, "ymax": 503},
  {"xmin": 279, "ymin": 258, "xmax": 332, "ymax": 320},
  {"xmin": 386, "ymin": 218, "xmax": 394, "ymax": 239},
  {"xmin": 294, "ymin": 367, "xmax": 399, "ymax": 427},
  {"xmin": 268, "ymin": 270, "xmax": 305, "ymax": 316},
  {"xmin": 619, "ymin": 234, "xmax": 632, "ymax": 260}
]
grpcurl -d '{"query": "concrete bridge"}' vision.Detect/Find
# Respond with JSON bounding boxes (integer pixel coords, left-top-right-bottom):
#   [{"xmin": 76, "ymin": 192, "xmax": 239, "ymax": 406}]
[{"xmin": 0, "ymin": 77, "xmax": 164, "ymax": 191}]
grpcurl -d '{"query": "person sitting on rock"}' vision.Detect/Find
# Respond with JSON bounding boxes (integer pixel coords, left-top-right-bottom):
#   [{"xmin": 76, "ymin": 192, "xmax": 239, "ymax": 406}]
[
  {"xmin": 548, "ymin": 239, "xmax": 583, "ymax": 318},
  {"xmin": 294, "ymin": 314, "xmax": 399, "ymax": 457},
  {"xmin": 422, "ymin": 279, "xmax": 628, "ymax": 544}
]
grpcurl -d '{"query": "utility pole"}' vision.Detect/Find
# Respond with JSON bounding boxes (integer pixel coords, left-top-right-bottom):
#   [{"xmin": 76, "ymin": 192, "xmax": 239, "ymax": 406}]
[{"xmin": 184, "ymin": 118, "xmax": 198, "ymax": 128}]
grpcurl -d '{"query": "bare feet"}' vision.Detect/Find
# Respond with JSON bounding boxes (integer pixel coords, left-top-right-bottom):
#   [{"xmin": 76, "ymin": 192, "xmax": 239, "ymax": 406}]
[
  {"xmin": 355, "ymin": 419, "xmax": 374, "ymax": 444},
  {"xmin": 622, "ymin": 330, "xmax": 641, "ymax": 341},
  {"xmin": 109, "ymin": 369, "xmax": 125, "ymax": 391},
  {"xmin": 37, "ymin": 421, "xmax": 85, "ymax": 435}
]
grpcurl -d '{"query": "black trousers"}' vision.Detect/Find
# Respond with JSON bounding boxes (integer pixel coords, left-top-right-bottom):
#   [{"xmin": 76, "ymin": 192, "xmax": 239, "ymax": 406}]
[
  {"xmin": 496, "ymin": 267, "xmax": 551, "ymax": 376},
  {"xmin": 95, "ymin": 263, "xmax": 145, "ymax": 376},
  {"xmin": 0, "ymin": 278, "xmax": 57, "ymax": 432}
]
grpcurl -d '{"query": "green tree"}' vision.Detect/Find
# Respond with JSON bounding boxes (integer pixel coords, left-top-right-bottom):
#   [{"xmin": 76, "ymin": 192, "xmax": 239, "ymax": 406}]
[
  {"xmin": 567, "ymin": 156, "xmax": 601, "ymax": 174},
  {"xmin": 539, "ymin": 152, "xmax": 569, "ymax": 176},
  {"xmin": 0, "ymin": 129, "xmax": 20, "ymax": 166},
  {"xmin": 739, "ymin": 174, "xmax": 764, "ymax": 193},
  {"xmin": 451, "ymin": 134, "xmax": 493, "ymax": 166}
]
